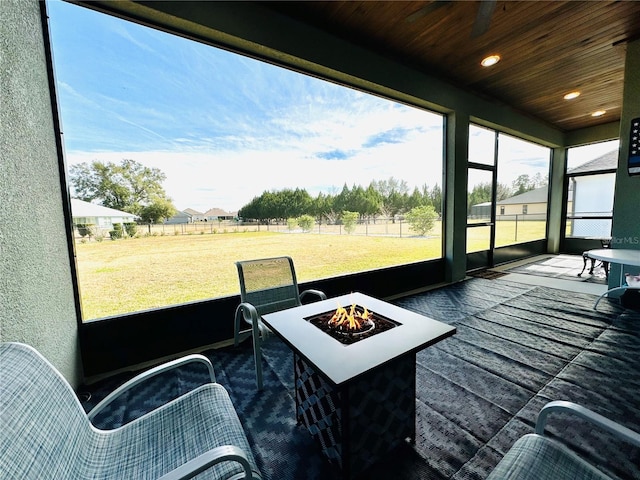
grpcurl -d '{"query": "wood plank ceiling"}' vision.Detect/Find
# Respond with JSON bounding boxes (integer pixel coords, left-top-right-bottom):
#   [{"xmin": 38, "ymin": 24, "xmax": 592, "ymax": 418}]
[{"xmin": 266, "ymin": 1, "xmax": 640, "ymax": 132}]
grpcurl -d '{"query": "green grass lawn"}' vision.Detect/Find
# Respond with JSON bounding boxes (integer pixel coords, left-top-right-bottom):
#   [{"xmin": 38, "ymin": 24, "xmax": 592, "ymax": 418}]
[
  {"xmin": 495, "ymin": 220, "xmax": 546, "ymax": 247},
  {"xmin": 76, "ymin": 220, "xmax": 546, "ymax": 320},
  {"xmin": 76, "ymin": 231, "xmax": 442, "ymax": 319}
]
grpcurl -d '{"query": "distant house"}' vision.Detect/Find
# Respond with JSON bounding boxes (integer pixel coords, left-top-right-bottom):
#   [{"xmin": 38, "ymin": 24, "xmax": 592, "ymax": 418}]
[
  {"xmin": 469, "ymin": 150, "xmax": 617, "ymax": 231},
  {"xmin": 469, "ymin": 186, "xmax": 550, "ymax": 220},
  {"xmin": 567, "ymin": 150, "xmax": 617, "ymax": 237},
  {"xmin": 71, "ymin": 198, "xmax": 136, "ymax": 230},
  {"xmin": 164, "ymin": 207, "xmax": 237, "ymax": 223},
  {"xmin": 469, "ymin": 201, "xmax": 491, "ymax": 219},
  {"xmin": 204, "ymin": 207, "xmax": 237, "ymax": 221},
  {"xmin": 164, "ymin": 211, "xmax": 193, "ymax": 225},
  {"xmin": 183, "ymin": 208, "xmax": 205, "ymax": 222},
  {"xmin": 496, "ymin": 186, "xmax": 549, "ymax": 220}
]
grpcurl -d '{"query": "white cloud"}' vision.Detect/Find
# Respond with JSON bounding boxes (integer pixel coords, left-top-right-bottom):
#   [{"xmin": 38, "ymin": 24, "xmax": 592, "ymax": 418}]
[
  {"xmin": 53, "ymin": 0, "xmax": 446, "ymax": 214},
  {"xmin": 65, "ymin": 123, "xmax": 443, "ymax": 213}
]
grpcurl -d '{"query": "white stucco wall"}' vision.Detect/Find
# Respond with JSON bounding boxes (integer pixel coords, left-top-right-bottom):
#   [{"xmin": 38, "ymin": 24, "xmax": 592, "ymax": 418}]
[
  {"xmin": 0, "ymin": 0, "xmax": 82, "ymax": 385},
  {"xmin": 572, "ymin": 173, "xmax": 615, "ymax": 237},
  {"xmin": 498, "ymin": 202, "xmax": 547, "ymax": 216},
  {"xmin": 573, "ymin": 173, "xmax": 615, "ymax": 214}
]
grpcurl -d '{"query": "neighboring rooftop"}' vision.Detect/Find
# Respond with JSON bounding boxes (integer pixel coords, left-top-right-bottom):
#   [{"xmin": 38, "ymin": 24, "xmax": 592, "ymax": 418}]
[
  {"xmin": 497, "ymin": 186, "xmax": 548, "ymax": 205},
  {"xmin": 70, "ymin": 198, "xmax": 136, "ymax": 219},
  {"xmin": 204, "ymin": 208, "xmax": 237, "ymax": 217},
  {"xmin": 568, "ymin": 150, "xmax": 618, "ymax": 175},
  {"xmin": 183, "ymin": 208, "xmax": 204, "ymax": 215}
]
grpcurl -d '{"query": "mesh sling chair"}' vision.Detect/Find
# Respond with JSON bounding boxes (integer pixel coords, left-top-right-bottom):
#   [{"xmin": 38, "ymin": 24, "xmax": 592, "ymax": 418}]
[
  {"xmin": 1, "ymin": 342, "xmax": 262, "ymax": 480},
  {"xmin": 487, "ymin": 400, "xmax": 640, "ymax": 480},
  {"xmin": 234, "ymin": 256, "xmax": 326, "ymax": 390}
]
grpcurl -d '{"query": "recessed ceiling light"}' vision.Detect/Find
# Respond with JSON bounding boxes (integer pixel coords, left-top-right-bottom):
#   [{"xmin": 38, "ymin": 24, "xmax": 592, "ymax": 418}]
[
  {"xmin": 481, "ymin": 55, "xmax": 501, "ymax": 67},
  {"xmin": 563, "ymin": 91, "xmax": 580, "ymax": 100},
  {"xmin": 591, "ymin": 110, "xmax": 606, "ymax": 117}
]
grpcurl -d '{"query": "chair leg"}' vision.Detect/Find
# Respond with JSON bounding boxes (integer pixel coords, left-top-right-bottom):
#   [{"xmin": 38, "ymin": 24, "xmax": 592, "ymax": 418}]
[
  {"xmin": 594, "ymin": 285, "xmax": 628, "ymax": 310},
  {"xmin": 251, "ymin": 323, "xmax": 263, "ymax": 390},
  {"xmin": 233, "ymin": 306, "xmax": 244, "ymax": 347},
  {"xmin": 578, "ymin": 253, "xmax": 588, "ymax": 277},
  {"xmin": 235, "ymin": 304, "xmax": 265, "ymax": 389}
]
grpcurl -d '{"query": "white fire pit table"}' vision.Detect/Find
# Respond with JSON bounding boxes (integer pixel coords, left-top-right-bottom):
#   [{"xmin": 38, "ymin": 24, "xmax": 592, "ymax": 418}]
[{"xmin": 262, "ymin": 292, "xmax": 456, "ymax": 479}]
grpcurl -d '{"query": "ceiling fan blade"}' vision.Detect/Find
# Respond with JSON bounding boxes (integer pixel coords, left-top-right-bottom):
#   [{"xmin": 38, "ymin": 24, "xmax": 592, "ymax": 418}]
[
  {"xmin": 471, "ymin": 0, "xmax": 497, "ymax": 38},
  {"xmin": 406, "ymin": 1, "xmax": 451, "ymax": 23}
]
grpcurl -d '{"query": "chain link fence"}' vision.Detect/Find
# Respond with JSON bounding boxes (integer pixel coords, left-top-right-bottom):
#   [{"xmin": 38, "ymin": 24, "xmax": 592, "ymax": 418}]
[{"xmin": 73, "ymin": 217, "xmax": 444, "ymax": 241}]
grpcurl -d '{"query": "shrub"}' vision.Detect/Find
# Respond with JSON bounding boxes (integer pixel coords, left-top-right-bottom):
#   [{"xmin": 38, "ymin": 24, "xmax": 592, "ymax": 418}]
[
  {"xmin": 123, "ymin": 222, "xmax": 137, "ymax": 237},
  {"xmin": 76, "ymin": 223, "xmax": 95, "ymax": 238},
  {"xmin": 298, "ymin": 214, "xmax": 315, "ymax": 232},
  {"xmin": 287, "ymin": 218, "xmax": 298, "ymax": 231},
  {"xmin": 109, "ymin": 223, "xmax": 123, "ymax": 240},
  {"xmin": 341, "ymin": 211, "xmax": 359, "ymax": 234},
  {"xmin": 405, "ymin": 205, "xmax": 438, "ymax": 236}
]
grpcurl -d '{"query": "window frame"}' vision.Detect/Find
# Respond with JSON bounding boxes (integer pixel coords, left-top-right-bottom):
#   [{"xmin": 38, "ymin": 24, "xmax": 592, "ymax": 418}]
[
  {"xmin": 564, "ymin": 167, "xmax": 617, "ymax": 239},
  {"xmin": 47, "ymin": 0, "xmax": 448, "ymax": 328}
]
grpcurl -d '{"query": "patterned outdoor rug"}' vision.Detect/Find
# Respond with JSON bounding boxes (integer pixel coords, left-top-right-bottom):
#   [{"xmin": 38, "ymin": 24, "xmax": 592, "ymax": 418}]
[
  {"xmin": 505, "ymin": 254, "xmax": 608, "ymax": 284},
  {"xmin": 467, "ymin": 269, "xmax": 509, "ymax": 280},
  {"xmin": 80, "ymin": 278, "xmax": 640, "ymax": 480}
]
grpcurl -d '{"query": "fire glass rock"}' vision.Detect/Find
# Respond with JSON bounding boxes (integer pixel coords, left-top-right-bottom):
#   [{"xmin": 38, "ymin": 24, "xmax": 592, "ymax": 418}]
[{"xmin": 305, "ymin": 304, "xmax": 399, "ymax": 345}]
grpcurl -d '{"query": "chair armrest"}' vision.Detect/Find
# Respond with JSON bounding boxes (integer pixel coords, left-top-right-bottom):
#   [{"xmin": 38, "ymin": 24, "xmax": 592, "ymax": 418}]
[
  {"xmin": 536, "ymin": 400, "xmax": 640, "ymax": 447},
  {"xmin": 236, "ymin": 302, "xmax": 260, "ymax": 323},
  {"xmin": 157, "ymin": 444, "xmax": 261, "ymax": 480},
  {"xmin": 299, "ymin": 289, "xmax": 327, "ymax": 302},
  {"xmin": 87, "ymin": 354, "xmax": 216, "ymax": 421},
  {"xmin": 236, "ymin": 302, "xmax": 267, "ymax": 333}
]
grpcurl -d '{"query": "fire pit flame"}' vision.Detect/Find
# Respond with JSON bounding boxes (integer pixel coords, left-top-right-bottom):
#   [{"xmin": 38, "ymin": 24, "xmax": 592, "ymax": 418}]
[
  {"xmin": 328, "ymin": 303, "xmax": 375, "ymax": 335},
  {"xmin": 305, "ymin": 302, "xmax": 399, "ymax": 345}
]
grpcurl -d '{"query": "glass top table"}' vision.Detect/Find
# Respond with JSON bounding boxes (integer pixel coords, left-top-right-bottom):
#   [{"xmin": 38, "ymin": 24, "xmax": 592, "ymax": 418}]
[{"xmin": 586, "ymin": 248, "xmax": 640, "ymax": 309}]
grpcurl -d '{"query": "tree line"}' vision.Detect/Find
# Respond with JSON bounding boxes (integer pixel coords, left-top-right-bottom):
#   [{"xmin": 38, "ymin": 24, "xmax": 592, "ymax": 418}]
[
  {"xmin": 239, "ymin": 171, "xmax": 547, "ymax": 223},
  {"xmin": 69, "ymin": 158, "xmax": 546, "ymax": 228},
  {"xmin": 238, "ymin": 178, "xmax": 443, "ymax": 225}
]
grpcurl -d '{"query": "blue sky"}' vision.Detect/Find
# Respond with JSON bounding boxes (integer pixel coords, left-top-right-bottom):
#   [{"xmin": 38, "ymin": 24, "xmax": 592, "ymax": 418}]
[
  {"xmin": 47, "ymin": 1, "xmax": 610, "ymax": 213},
  {"xmin": 47, "ymin": 1, "xmax": 445, "ymax": 212}
]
